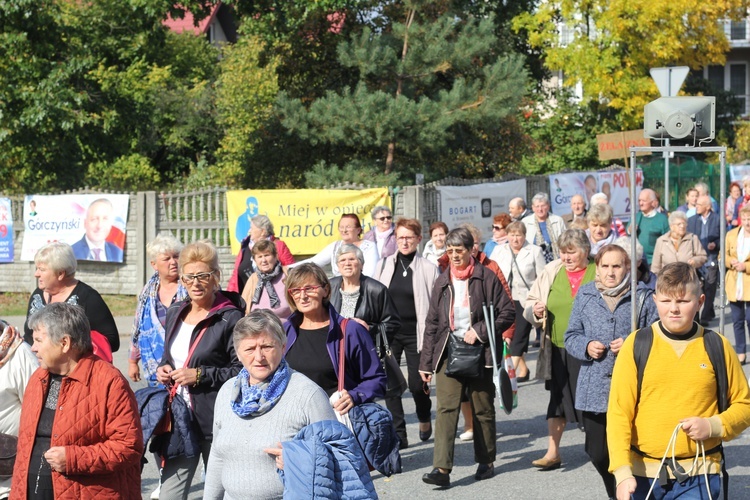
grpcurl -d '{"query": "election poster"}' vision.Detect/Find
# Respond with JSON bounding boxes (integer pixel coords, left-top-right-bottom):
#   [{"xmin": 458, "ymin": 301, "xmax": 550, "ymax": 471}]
[
  {"xmin": 436, "ymin": 180, "xmax": 527, "ymax": 243},
  {"xmin": 21, "ymin": 195, "xmax": 130, "ymax": 262},
  {"xmin": 549, "ymin": 170, "xmax": 643, "ymax": 221},
  {"xmin": 0, "ymin": 198, "xmax": 13, "ymax": 263},
  {"xmin": 730, "ymin": 165, "xmax": 750, "ymax": 183},
  {"xmin": 226, "ymin": 188, "xmax": 391, "ymax": 256}
]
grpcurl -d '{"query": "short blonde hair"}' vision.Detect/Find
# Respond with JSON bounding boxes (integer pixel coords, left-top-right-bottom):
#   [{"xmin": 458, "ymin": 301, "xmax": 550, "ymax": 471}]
[
  {"xmin": 179, "ymin": 240, "xmax": 220, "ymax": 281},
  {"xmin": 35, "ymin": 242, "xmax": 77, "ymax": 278}
]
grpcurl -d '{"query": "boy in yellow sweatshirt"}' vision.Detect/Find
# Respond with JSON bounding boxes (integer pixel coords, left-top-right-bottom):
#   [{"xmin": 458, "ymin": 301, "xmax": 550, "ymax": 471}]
[{"xmin": 607, "ymin": 262, "xmax": 750, "ymax": 499}]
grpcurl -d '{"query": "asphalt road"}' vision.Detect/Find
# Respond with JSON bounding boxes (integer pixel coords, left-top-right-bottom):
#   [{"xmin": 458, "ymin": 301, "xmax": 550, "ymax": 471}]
[{"xmin": 4, "ymin": 312, "xmax": 750, "ymax": 500}]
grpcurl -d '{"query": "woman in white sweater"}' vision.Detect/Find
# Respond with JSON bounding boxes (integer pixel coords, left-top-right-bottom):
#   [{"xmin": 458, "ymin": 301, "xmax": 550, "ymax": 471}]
[{"xmin": 203, "ymin": 310, "xmax": 335, "ymax": 500}]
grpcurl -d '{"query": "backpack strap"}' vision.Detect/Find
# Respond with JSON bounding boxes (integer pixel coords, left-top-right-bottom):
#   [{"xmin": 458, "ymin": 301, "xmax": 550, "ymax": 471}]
[
  {"xmin": 633, "ymin": 326, "xmax": 654, "ymax": 407},
  {"xmin": 703, "ymin": 330, "xmax": 728, "ymax": 413}
]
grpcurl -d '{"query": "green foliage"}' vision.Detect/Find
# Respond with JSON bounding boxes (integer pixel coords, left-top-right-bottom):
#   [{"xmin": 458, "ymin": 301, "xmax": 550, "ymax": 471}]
[
  {"xmin": 304, "ymin": 160, "xmax": 401, "ymax": 188},
  {"xmin": 86, "ymin": 154, "xmax": 161, "ymax": 191},
  {"xmin": 214, "ymin": 35, "xmax": 280, "ymax": 187}
]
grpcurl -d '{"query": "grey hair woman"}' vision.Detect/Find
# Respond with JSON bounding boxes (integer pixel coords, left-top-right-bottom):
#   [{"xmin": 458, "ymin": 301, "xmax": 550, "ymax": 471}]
[
  {"xmin": 203, "ymin": 309, "xmax": 337, "ymax": 499},
  {"xmin": 15, "ymin": 303, "xmax": 142, "ymax": 498},
  {"xmin": 24, "ymin": 241, "xmax": 119, "ymax": 352},
  {"xmin": 650, "ymin": 210, "xmax": 706, "ymax": 275},
  {"xmin": 364, "ymin": 205, "xmax": 396, "ymax": 259},
  {"xmin": 241, "ymin": 239, "xmax": 291, "ymax": 320},
  {"xmin": 524, "ymin": 228, "xmax": 595, "ymax": 471},
  {"xmin": 419, "ymin": 227, "xmax": 515, "ymax": 486},
  {"xmin": 586, "ymin": 203, "xmax": 615, "ymax": 256},
  {"xmin": 129, "ymin": 233, "xmax": 188, "ymax": 386}
]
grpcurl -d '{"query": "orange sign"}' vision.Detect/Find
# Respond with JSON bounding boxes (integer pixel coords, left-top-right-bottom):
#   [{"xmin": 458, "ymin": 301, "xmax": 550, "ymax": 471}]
[{"xmin": 597, "ymin": 130, "xmax": 650, "ymax": 161}]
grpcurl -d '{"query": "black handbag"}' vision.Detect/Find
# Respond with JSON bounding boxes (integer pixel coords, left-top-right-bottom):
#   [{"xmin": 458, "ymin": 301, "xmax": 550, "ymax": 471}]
[
  {"xmin": 0, "ymin": 432, "xmax": 17, "ymax": 478},
  {"xmin": 444, "ymin": 333, "xmax": 484, "ymax": 379},
  {"xmin": 376, "ymin": 325, "xmax": 407, "ymax": 398}
]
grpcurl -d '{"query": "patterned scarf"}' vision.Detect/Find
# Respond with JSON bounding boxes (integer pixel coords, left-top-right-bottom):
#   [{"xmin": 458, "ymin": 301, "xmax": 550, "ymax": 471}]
[
  {"xmin": 534, "ymin": 218, "xmax": 556, "ymax": 263},
  {"xmin": 231, "ymin": 359, "xmax": 291, "ymax": 417},
  {"xmin": 252, "ymin": 263, "xmax": 283, "ymax": 308},
  {"xmin": 131, "ymin": 272, "xmax": 188, "ymax": 386},
  {"xmin": 0, "ymin": 324, "xmax": 23, "ymax": 369}
]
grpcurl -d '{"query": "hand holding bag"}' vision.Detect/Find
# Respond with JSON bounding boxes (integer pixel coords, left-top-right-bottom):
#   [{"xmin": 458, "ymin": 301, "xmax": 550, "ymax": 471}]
[{"xmin": 376, "ymin": 324, "xmax": 407, "ymax": 398}]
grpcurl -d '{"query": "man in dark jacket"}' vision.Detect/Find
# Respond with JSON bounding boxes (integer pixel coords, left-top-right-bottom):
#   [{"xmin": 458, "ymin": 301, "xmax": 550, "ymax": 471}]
[{"xmin": 688, "ymin": 194, "xmax": 721, "ymax": 324}]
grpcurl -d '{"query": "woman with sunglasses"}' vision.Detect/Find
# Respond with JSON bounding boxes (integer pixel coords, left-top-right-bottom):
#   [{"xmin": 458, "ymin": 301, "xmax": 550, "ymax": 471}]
[
  {"xmin": 481, "ymin": 212, "xmax": 512, "ymax": 258},
  {"xmin": 363, "ymin": 205, "xmax": 397, "ymax": 259},
  {"xmin": 156, "ymin": 241, "xmax": 245, "ymax": 499},
  {"xmin": 283, "ymin": 263, "xmax": 386, "ymax": 416},
  {"xmin": 295, "ymin": 213, "xmax": 379, "ymax": 277}
]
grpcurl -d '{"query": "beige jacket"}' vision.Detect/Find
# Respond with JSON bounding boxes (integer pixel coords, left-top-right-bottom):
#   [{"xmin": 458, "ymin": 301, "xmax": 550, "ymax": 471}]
[
  {"xmin": 725, "ymin": 227, "xmax": 750, "ymax": 301},
  {"xmin": 523, "ymin": 259, "xmax": 565, "ymax": 328},
  {"xmin": 650, "ymin": 232, "xmax": 707, "ymax": 275},
  {"xmin": 374, "ymin": 253, "xmax": 439, "ymax": 352},
  {"xmin": 490, "ymin": 241, "xmax": 546, "ymax": 303}
]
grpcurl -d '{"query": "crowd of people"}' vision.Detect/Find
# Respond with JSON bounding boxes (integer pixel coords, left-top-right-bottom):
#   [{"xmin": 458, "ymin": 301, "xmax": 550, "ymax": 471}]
[{"xmin": 2, "ymin": 182, "xmax": 750, "ymax": 500}]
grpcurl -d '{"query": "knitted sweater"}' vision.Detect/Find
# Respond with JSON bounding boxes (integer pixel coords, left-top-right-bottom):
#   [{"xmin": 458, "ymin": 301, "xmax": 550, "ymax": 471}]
[
  {"xmin": 607, "ymin": 323, "xmax": 750, "ymax": 486},
  {"xmin": 203, "ymin": 370, "xmax": 337, "ymax": 500}
]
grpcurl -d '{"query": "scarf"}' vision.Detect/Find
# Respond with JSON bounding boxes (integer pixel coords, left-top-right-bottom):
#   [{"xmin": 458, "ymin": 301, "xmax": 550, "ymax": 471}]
[
  {"xmin": 252, "ymin": 263, "xmax": 283, "ymax": 307},
  {"xmin": 534, "ymin": 218, "xmax": 557, "ymax": 263},
  {"xmin": 132, "ymin": 272, "xmax": 188, "ymax": 386},
  {"xmin": 588, "ymin": 229, "xmax": 617, "ymax": 256},
  {"xmin": 595, "ymin": 273, "xmax": 631, "ymax": 312},
  {"xmin": 376, "ymin": 227, "xmax": 393, "ymax": 242},
  {"xmin": 231, "ymin": 359, "xmax": 291, "ymax": 417},
  {"xmin": 450, "ymin": 257, "xmax": 475, "ymax": 280},
  {"xmin": 0, "ymin": 324, "xmax": 23, "ymax": 369}
]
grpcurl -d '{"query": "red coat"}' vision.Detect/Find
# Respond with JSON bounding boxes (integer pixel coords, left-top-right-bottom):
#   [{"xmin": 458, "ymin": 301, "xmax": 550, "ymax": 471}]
[{"xmin": 11, "ymin": 355, "xmax": 143, "ymax": 500}]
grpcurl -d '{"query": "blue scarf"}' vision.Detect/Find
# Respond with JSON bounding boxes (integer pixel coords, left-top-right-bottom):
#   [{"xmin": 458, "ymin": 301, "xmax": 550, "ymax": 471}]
[{"xmin": 231, "ymin": 359, "xmax": 291, "ymax": 417}]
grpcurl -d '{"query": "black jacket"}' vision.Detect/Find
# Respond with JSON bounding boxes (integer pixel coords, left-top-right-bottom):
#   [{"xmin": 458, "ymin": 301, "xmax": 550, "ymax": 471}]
[
  {"xmin": 160, "ymin": 290, "xmax": 245, "ymax": 439},
  {"xmin": 329, "ymin": 274, "xmax": 401, "ymax": 342}
]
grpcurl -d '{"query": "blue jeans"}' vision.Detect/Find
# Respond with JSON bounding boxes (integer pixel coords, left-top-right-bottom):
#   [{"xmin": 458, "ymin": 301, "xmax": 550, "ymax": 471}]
[
  {"xmin": 729, "ymin": 301, "xmax": 750, "ymax": 355},
  {"xmin": 633, "ymin": 474, "xmax": 720, "ymax": 499}
]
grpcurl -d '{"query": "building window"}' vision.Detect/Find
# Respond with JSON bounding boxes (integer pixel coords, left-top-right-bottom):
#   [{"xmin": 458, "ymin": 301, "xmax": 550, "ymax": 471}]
[
  {"xmin": 731, "ymin": 20, "xmax": 747, "ymax": 41},
  {"xmin": 707, "ymin": 65, "xmax": 724, "ymax": 91},
  {"xmin": 730, "ymin": 63, "xmax": 747, "ymax": 112}
]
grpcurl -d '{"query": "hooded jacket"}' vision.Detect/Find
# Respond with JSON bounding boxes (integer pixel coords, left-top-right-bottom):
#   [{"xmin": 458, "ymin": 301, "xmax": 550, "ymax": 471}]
[{"xmin": 160, "ymin": 290, "xmax": 245, "ymax": 439}]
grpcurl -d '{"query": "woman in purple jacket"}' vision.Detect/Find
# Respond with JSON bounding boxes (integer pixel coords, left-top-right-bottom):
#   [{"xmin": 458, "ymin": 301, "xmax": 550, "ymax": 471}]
[{"xmin": 283, "ymin": 263, "xmax": 386, "ymax": 414}]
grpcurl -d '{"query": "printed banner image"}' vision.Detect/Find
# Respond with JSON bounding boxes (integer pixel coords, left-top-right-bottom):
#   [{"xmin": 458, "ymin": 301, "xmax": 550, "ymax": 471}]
[
  {"xmin": 549, "ymin": 170, "xmax": 643, "ymax": 221},
  {"xmin": 436, "ymin": 180, "xmax": 527, "ymax": 244},
  {"xmin": 0, "ymin": 198, "xmax": 13, "ymax": 263},
  {"xmin": 226, "ymin": 189, "xmax": 391, "ymax": 255},
  {"xmin": 21, "ymin": 194, "xmax": 130, "ymax": 263}
]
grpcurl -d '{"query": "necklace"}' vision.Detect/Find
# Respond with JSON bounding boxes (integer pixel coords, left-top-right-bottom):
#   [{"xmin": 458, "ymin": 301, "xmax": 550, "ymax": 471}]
[{"xmin": 399, "ymin": 259, "xmax": 409, "ymax": 277}]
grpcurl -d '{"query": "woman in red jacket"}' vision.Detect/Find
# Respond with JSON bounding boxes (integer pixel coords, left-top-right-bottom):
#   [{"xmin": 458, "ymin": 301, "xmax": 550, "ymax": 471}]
[{"xmin": 12, "ymin": 302, "xmax": 143, "ymax": 500}]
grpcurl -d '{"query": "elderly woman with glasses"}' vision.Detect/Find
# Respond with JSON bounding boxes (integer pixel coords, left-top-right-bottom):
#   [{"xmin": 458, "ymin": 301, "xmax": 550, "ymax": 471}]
[
  {"xmin": 650, "ymin": 211, "xmax": 707, "ymax": 275},
  {"xmin": 363, "ymin": 205, "xmax": 397, "ymax": 259},
  {"xmin": 586, "ymin": 203, "xmax": 617, "ymax": 256},
  {"xmin": 203, "ymin": 310, "xmax": 337, "ymax": 499},
  {"xmin": 419, "ymin": 228, "xmax": 515, "ymax": 487},
  {"xmin": 155, "ymin": 241, "xmax": 245, "ymax": 499},
  {"xmin": 295, "ymin": 213, "xmax": 379, "ymax": 277},
  {"xmin": 482, "ymin": 213, "xmax": 512, "ymax": 257},
  {"xmin": 283, "ymin": 263, "xmax": 386, "ymax": 416}
]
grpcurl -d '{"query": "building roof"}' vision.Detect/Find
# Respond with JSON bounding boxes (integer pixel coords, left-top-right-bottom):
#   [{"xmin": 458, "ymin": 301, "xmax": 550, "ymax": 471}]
[{"xmin": 163, "ymin": 3, "xmax": 220, "ymax": 35}]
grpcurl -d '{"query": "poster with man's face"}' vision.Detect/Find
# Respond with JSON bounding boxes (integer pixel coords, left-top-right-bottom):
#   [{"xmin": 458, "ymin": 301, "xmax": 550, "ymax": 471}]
[{"xmin": 21, "ymin": 194, "xmax": 129, "ymax": 262}]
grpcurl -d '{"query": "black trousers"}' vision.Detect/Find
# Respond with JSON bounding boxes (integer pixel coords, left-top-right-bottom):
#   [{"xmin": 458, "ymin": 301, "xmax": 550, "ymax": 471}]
[
  {"xmin": 385, "ymin": 330, "xmax": 432, "ymax": 441},
  {"xmin": 582, "ymin": 411, "xmax": 616, "ymax": 499},
  {"xmin": 510, "ymin": 300, "xmax": 533, "ymax": 357},
  {"xmin": 701, "ymin": 262, "xmax": 719, "ymax": 322}
]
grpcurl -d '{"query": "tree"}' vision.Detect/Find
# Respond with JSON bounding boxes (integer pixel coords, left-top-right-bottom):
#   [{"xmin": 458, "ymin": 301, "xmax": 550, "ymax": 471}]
[
  {"xmin": 276, "ymin": 3, "xmax": 528, "ymax": 181},
  {"xmin": 513, "ymin": 0, "xmax": 750, "ymax": 130}
]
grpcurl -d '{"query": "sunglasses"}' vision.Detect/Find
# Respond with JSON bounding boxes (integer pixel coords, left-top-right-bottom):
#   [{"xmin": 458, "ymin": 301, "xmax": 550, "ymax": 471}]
[
  {"xmin": 375, "ymin": 215, "xmax": 393, "ymax": 221},
  {"xmin": 492, "ymin": 225, "xmax": 505, "ymax": 231}
]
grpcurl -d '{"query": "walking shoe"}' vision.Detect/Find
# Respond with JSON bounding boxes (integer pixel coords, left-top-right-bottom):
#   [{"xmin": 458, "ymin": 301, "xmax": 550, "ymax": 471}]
[
  {"xmin": 531, "ymin": 456, "xmax": 561, "ymax": 470},
  {"xmin": 458, "ymin": 430, "xmax": 473, "ymax": 441},
  {"xmin": 419, "ymin": 423, "xmax": 432, "ymax": 442},
  {"xmin": 474, "ymin": 463, "xmax": 494, "ymax": 480},
  {"xmin": 422, "ymin": 468, "xmax": 450, "ymax": 487}
]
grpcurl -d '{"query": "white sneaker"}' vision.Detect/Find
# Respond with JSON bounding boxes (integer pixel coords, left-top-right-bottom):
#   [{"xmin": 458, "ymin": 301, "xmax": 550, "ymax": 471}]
[
  {"xmin": 150, "ymin": 484, "xmax": 161, "ymax": 500},
  {"xmin": 459, "ymin": 430, "xmax": 474, "ymax": 441}
]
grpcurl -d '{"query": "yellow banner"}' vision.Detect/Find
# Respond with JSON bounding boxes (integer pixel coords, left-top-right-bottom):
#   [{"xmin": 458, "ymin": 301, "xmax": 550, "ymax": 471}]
[{"xmin": 227, "ymin": 188, "xmax": 391, "ymax": 255}]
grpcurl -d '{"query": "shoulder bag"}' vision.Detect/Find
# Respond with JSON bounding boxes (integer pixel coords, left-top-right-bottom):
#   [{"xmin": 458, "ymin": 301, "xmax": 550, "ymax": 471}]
[{"xmin": 375, "ymin": 324, "xmax": 407, "ymax": 398}]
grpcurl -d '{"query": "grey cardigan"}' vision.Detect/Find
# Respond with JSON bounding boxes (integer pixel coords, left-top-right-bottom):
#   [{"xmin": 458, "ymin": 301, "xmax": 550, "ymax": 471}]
[
  {"xmin": 374, "ymin": 253, "xmax": 439, "ymax": 352},
  {"xmin": 564, "ymin": 282, "xmax": 659, "ymax": 414}
]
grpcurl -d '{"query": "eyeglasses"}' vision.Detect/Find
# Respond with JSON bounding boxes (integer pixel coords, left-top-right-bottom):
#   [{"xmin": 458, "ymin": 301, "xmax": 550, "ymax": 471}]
[
  {"xmin": 492, "ymin": 225, "xmax": 505, "ymax": 231},
  {"xmin": 288, "ymin": 285, "xmax": 324, "ymax": 298},
  {"xmin": 397, "ymin": 236, "xmax": 416, "ymax": 242},
  {"xmin": 181, "ymin": 272, "xmax": 214, "ymax": 285},
  {"xmin": 375, "ymin": 215, "xmax": 393, "ymax": 221}
]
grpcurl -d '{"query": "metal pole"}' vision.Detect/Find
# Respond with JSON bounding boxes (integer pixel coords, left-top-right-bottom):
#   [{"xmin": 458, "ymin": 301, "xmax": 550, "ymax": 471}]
[
  {"xmin": 630, "ymin": 150, "xmax": 638, "ymax": 329},
  {"xmin": 719, "ymin": 151, "xmax": 726, "ymax": 334},
  {"xmin": 664, "ymin": 139, "xmax": 670, "ymax": 211}
]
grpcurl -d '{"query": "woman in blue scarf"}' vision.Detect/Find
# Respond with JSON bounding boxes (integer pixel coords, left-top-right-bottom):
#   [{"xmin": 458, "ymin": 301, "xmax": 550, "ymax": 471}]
[
  {"xmin": 203, "ymin": 310, "xmax": 337, "ymax": 499},
  {"xmin": 128, "ymin": 233, "xmax": 187, "ymax": 386}
]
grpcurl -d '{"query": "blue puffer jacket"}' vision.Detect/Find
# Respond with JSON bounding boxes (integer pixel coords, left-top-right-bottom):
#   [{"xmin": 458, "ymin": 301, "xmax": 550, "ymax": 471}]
[
  {"xmin": 348, "ymin": 403, "xmax": 401, "ymax": 477},
  {"xmin": 135, "ymin": 386, "xmax": 200, "ymax": 460},
  {"xmin": 280, "ymin": 420, "xmax": 377, "ymax": 499},
  {"xmin": 564, "ymin": 282, "xmax": 659, "ymax": 413}
]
